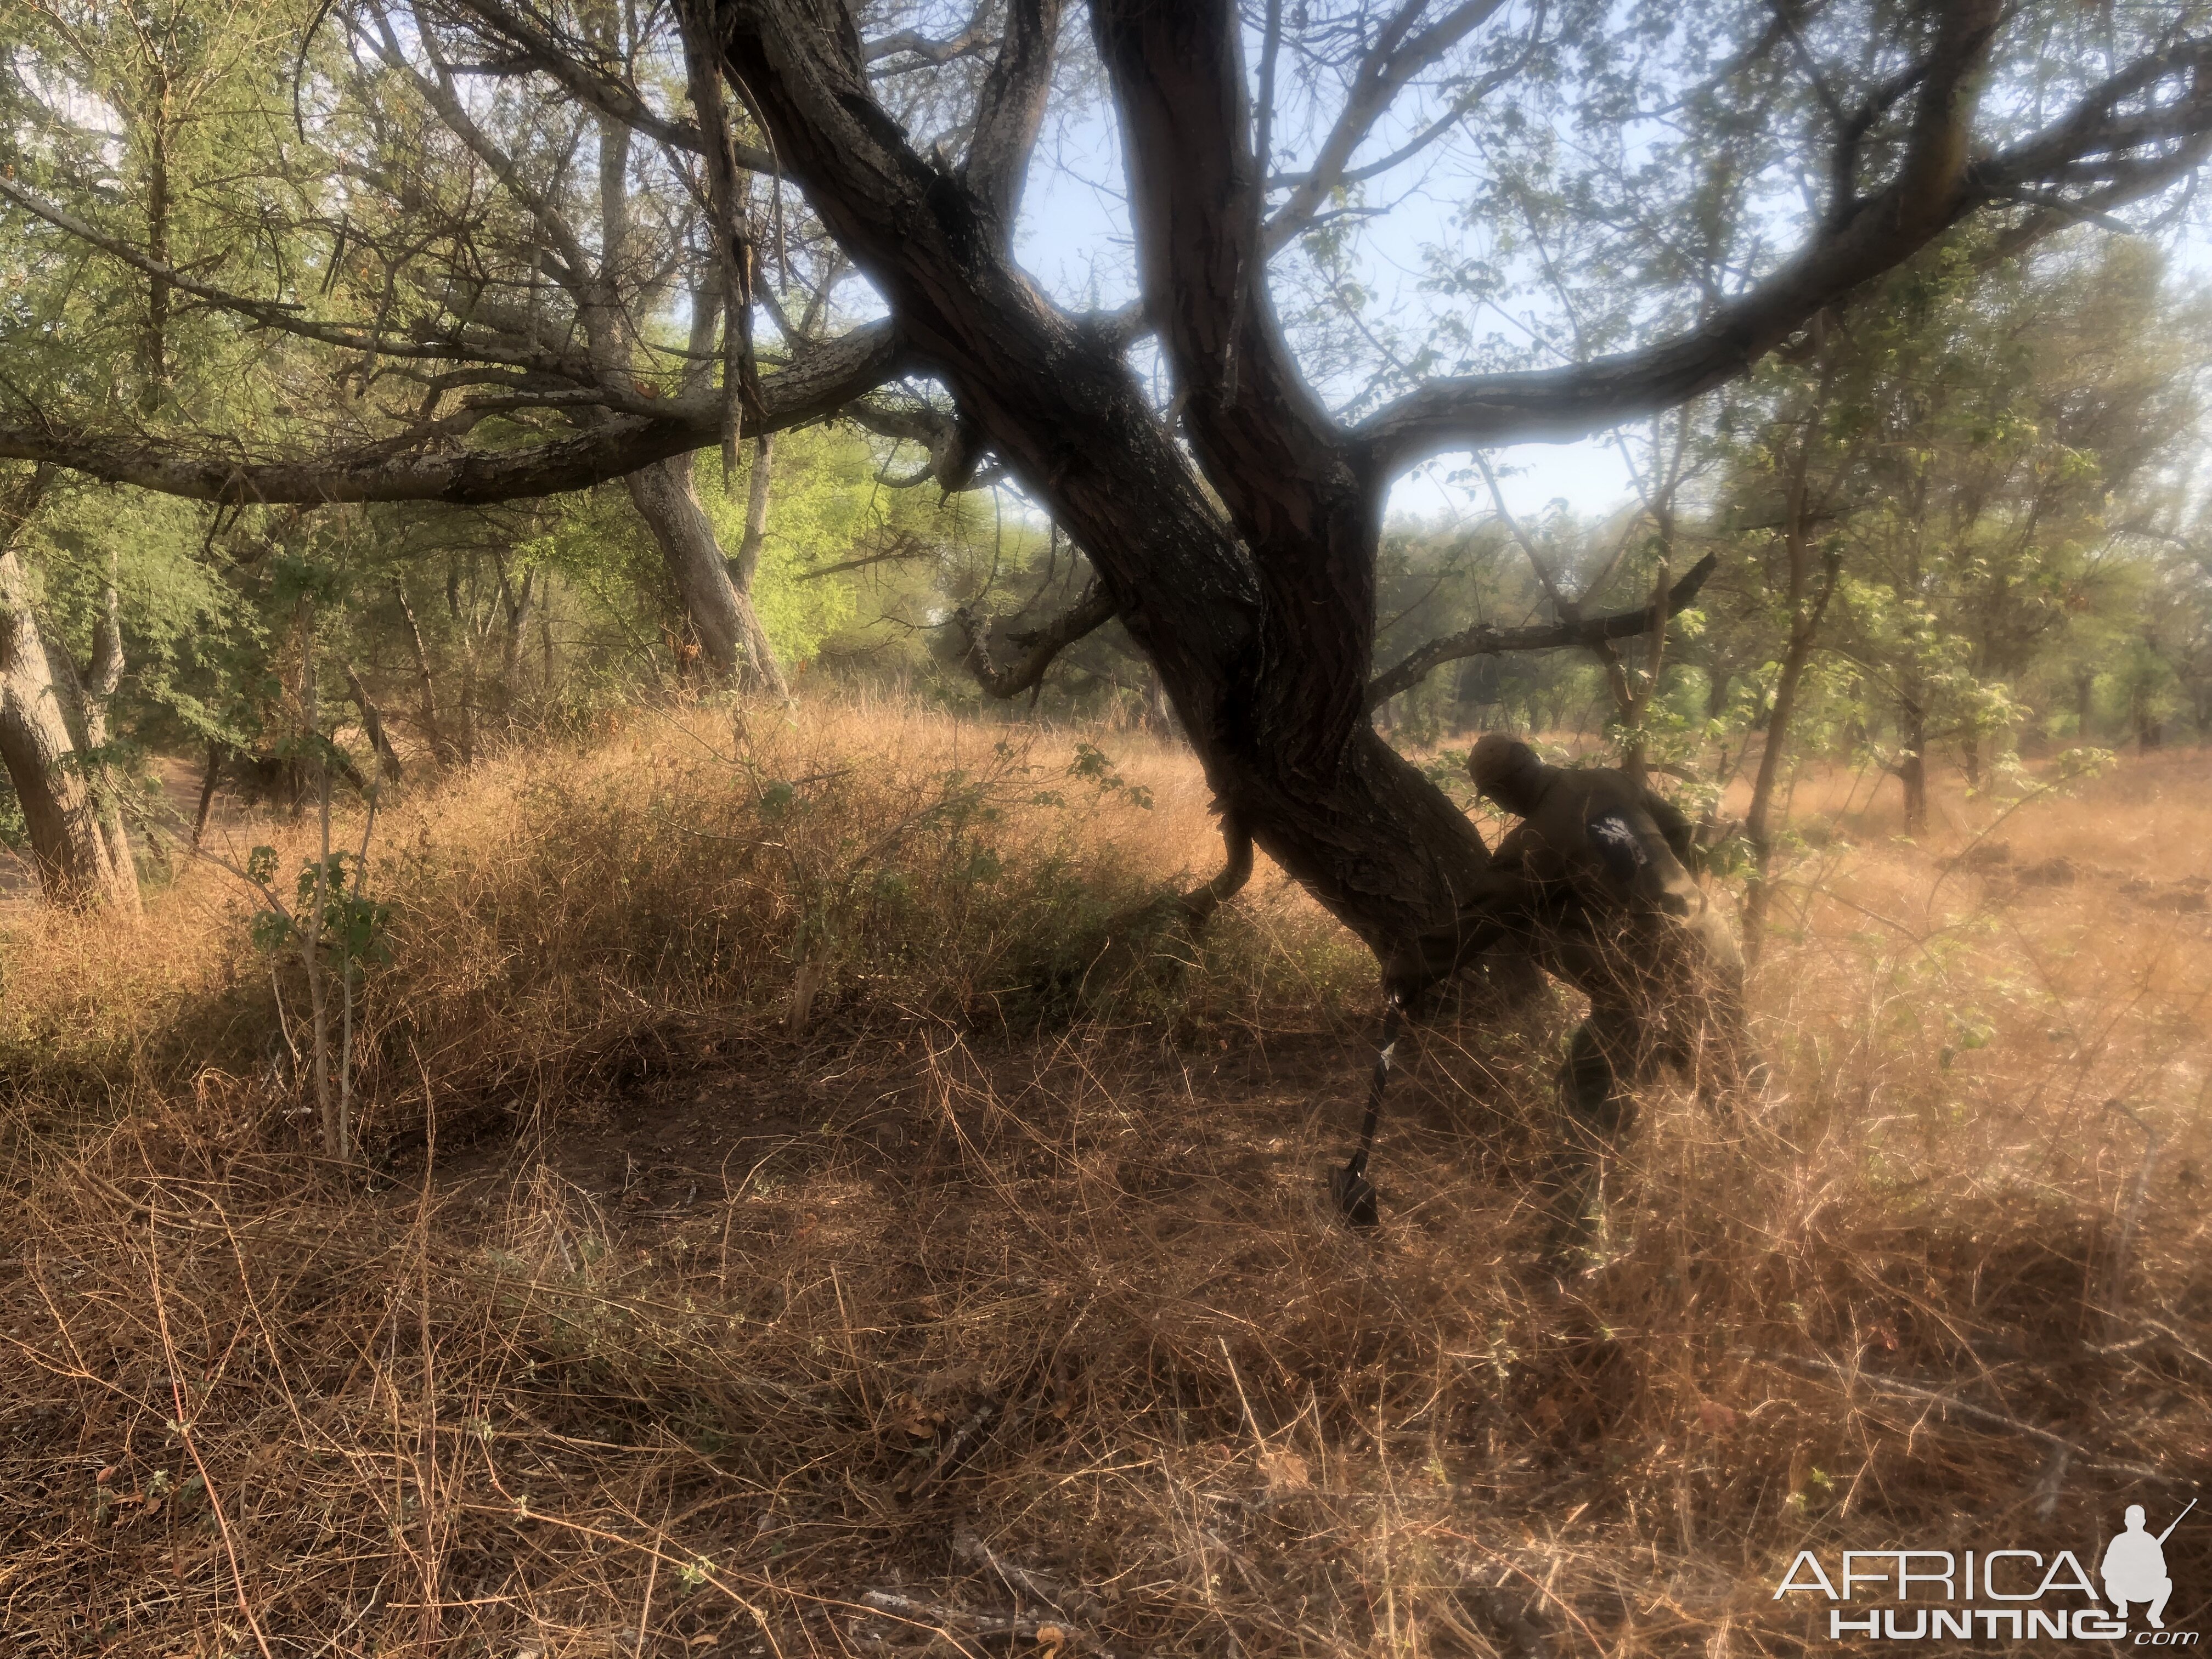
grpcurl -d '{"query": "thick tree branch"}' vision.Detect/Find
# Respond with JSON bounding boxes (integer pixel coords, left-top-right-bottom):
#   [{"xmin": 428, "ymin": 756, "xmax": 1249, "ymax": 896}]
[
  {"xmin": 963, "ymin": 0, "xmax": 1064, "ymax": 227},
  {"xmin": 954, "ymin": 583, "xmax": 1119, "ymax": 699},
  {"xmin": 1364, "ymin": 551, "xmax": 1718, "ymax": 708},
  {"xmin": 0, "ymin": 323, "xmax": 905, "ymax": 503},
  {"xmin": 1357, "ymin": 8, "xmax": 2212, "ymax": 470},
  {"xmin": 1092, "ymin": 0, "xmax": 1353, "ymax": 535}
]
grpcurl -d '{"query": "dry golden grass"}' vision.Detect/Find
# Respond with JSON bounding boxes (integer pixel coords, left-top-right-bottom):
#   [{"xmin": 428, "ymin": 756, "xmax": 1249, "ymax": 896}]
[{"xmin": 2, "ymin": 703, "xmax": 2206, "ymax": 1658}]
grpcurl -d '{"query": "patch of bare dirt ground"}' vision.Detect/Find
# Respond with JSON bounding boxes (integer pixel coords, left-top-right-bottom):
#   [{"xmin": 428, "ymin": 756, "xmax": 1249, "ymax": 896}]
[{"xmin": 2, "ymin": 705, "xmax": 2207, "ymax": 1657}]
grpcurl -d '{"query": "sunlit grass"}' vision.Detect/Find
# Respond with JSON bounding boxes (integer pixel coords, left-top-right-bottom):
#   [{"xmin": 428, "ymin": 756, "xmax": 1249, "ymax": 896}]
[{"xmin": 1, "ymin": 708, "xmax": 2204, "ymax": 1656}]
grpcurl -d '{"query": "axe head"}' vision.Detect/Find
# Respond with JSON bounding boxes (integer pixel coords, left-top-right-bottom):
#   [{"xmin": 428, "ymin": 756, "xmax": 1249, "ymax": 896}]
[{"xmin": 1330, "ymin": 1163, "xmax": 1379, "ymax": 1229}]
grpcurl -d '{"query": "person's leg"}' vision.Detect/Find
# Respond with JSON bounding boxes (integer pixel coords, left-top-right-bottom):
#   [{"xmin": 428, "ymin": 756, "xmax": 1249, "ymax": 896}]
[
  {"xmin": 2149, "ymin": 1579, "xmax": 2171, "ymax": 1628},
  {"xmin": 1562, "ymin": 1007, "xmax": 1639, "ymax": 1139},
  {"xmin": 1541, "ymin": 1005, "xmax": 1641, "ymax": 1271}
]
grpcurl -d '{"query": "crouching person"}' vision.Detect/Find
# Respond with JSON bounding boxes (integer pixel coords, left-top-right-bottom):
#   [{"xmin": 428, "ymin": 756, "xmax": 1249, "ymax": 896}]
[
  {"xmin": 1465, "ymin": 734, "xmax": 1747, "ymax": 1139},
  {"xmin": 1386, "ymin": 736, "xmax": 1748, "ymax": 1247}
]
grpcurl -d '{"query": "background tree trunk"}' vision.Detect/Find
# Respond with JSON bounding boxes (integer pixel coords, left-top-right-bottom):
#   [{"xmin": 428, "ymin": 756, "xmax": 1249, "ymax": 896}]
[
  {"xmin": 731, "ymin": 433, "xmax": 783, "ymax": 685},
  {"xmin": 1898, "ymin": 696, "xmax": 1929, "ymax": 833},
  {"xmin": 627, "ymin": 453, "xmax": 788, "ymax": 698},
  {"xmin": 392, "ymin": 580, "xmax": 454, "ymax": 766},
  {"xmin": 49, "ymin": 564, "xmax": 135, "ymax": 884},
  {"xmin": 736, "ymin": 432, "xmax": 774, "ymax": 591},
  {"xmin": 190, "ymin": 739, "xmax": 221, "ymax": 848},
  {"xmin": 500, "ymin": 564, "xmax": 537, "ymax": 695},
  {"xmin": 0, "ymin": 543, "xmax": 138, "ymax": 909},
  {"xmin": 1742, "ymin": 638, "xmax": 1817, "ymax": 967},
  {"xmin": 343, "ymin": 661, "xmax": 404, "ymax": 783}
]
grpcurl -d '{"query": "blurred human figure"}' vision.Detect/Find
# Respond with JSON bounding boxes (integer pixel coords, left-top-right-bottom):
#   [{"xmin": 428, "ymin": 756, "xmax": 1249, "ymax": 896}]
[
  {"xmin": 1386, "ymin": 736, "xmax": 1747, "ymax": 1237},
  {"xmin": 1465, "ymin": 735, "xmax": 1746, "ymax": 1137}
]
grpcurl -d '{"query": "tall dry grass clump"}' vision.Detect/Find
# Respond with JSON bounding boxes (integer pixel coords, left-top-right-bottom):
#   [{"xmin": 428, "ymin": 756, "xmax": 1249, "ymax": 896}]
[
  {"xmin": 1, "ymin": 719, "xmax": 2205, "ymax": 1658},
  {"xmin": 1, "ymin": 697, "xmax": 1366, "ymax": 1152}
]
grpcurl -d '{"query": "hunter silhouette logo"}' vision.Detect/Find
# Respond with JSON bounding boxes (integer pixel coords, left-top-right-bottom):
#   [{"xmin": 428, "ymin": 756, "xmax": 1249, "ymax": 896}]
[
  {"xmin": 1774, "ymin": 1497, "xmax": 2199, "ymax": 1642},
  {"xmin": 2107, "ymin": 1502, "xmax": 2193, "ymax": 1631}
]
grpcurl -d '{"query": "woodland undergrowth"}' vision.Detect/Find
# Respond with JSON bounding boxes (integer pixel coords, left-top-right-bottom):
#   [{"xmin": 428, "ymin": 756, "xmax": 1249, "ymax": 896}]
[{"xmin": 1, "ymin": 698, "xmax": 2205, "ymax": 1658}]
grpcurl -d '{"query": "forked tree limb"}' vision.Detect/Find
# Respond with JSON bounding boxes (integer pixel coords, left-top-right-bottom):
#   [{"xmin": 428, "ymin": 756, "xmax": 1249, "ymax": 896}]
[
  {"xmin": 953, "ymin": 584, "xmax": 1119, "ymax": 699},
  {"xmin": 1353, "ymin": 10, "xmax": 2212, "ymax": 466},
  {"xmin": 1092, "ymin": 0, "xmax": 1350, "ymax": 540},
  {"xmin": 1364, "ymin": 551, "xmax": 1718, "ymax": 709}
]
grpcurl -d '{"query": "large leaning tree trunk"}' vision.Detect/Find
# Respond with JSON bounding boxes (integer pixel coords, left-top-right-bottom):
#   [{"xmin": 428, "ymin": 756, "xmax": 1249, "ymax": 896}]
[
  {"xmin": 0, "ymin": 508, "xmax": 139, "ymax": 910},
  {"xmin": 706, "ymin": 0, "xmax": 2023, "ymax": 954}
]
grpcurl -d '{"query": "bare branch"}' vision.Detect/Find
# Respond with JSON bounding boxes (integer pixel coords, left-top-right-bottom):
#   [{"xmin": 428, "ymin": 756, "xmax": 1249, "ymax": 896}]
[
  {"xmin": 792, "ymin": 529, "xmax": 934, "ymax": 583},
  {"xmin": 0, "ymin": 174, "xmax": 595, "ymax": 382},
  {"xmin": 1263, "ymin": 0, "xmax": 1521, "ymax": 251},
  {"xmin": 866, "ymin": 8, "xmax": 994, "ymax": 69},
  {"xmin": 1364, "ymin": 551, "xmax": 1718, "ymax": 708},
  {"xmin": 441, "ymin": 0, "xmax": 779, "ymax": 171},
  {"xmin": 1350, "ymin": 5, "xmax": 2212, "ymax": 470},
  {"xmin": 369, "ymin": 2, "xmax": 593, "ymax": 286}
]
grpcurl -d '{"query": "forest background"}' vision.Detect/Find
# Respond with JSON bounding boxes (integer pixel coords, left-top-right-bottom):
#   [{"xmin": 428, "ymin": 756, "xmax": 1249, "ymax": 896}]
[{"xmin": 3, "ymin": 0, "xmax": 2211, "ymax": 921}]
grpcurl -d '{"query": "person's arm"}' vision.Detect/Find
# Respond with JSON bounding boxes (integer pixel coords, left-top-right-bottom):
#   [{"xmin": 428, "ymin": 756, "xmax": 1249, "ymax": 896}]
[{"xmin": 1383, "ymin": 866, "xmax": 1541, "ymax": 1001}]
